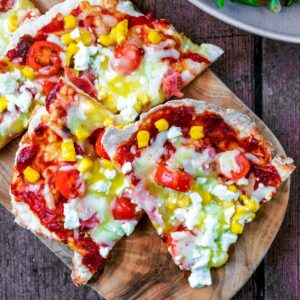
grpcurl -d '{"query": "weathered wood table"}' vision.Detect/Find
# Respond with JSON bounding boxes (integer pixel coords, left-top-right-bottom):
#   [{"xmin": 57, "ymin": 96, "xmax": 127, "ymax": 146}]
[{"xmin": 1, "ymin": 0, "xmax": 299, "ymax": 299}]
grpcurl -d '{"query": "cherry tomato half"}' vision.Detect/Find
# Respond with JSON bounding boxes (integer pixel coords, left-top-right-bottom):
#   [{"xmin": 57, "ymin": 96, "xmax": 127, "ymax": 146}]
[
  {"xmin": 27, "ymin": 41, "xmax": 62, "ymax": 76},
  {"xmin": 111, "ymin": 43, "xmax": 142, "ymax": 75},
  {"xmin": 112, "ymin": 195, "xmax": 137, "ymax": 220},
  {"xmin": 95, "ymin": 130, "xmax": 110, "ymax": 160},
  {"xmin": 154, "ymin": 164, "xmax": 193, "ymax": 192},
  {"xmin": 223, "ymin": 153, "xmax": 250, "ymax": 181},
  {"xmin": 54, "ymin": 168, "xmax": 85, "ymax": 199}
]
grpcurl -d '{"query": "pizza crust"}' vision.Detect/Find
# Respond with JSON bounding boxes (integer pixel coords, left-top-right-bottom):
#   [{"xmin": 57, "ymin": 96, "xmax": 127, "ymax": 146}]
[{"xmin": 103, "ymin": 99, "xmax": 294, "ymax": 180}]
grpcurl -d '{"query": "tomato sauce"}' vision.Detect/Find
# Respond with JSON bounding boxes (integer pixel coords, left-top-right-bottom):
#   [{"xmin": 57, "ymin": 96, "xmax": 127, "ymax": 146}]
[
  {"xmin": 0, "ymin": 0, "xmax": 15, "ymax": 13},
  {"xmin": 116, "ymin": 104, "xmax": 281, "ymax": 188}
]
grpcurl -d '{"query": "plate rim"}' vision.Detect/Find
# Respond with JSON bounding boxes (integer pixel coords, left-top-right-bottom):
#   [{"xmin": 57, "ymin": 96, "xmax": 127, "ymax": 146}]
[{"xmin": 188, "ymin": 0, "xmax": 300, "ymax": 43}]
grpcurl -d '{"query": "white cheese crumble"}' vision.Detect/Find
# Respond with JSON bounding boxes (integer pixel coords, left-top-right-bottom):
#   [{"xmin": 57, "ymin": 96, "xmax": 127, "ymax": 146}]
[
  {"xmin": 64, "ymin": 201, "xmax": 80, "ymax": 229},
  {"xmin": 74, "ymin": 42, "xmax": 90, "ymax": 71},
  {"xmin": 121, "ymin": 221, "xmax": 137, "ymax": 235},
  {"xmin": 104, "ymin": 169, "xmax": 116, "ymax": 180},
  {"xmin": 99, "ymin": 246, "xmax": 110, "ymax": 258},
  {"xmin": 211, "ymin": 184, "xmax": 239, "ymax": 202},
  {"xmin": 70, "ymin": 28, "xmax": 80, "ymax": 39},
  {"xmin": 188, "ymin": 267, "xmax": 212, "ymax": 288},
  {"xmin": 0, "ymin": 72, "xmax": 19, "ymax": 94},
  {"xmin": 167, "ymin": 126, "xmax": 182, "ymax": 140},
  {"xmin": 120, "ymin": 107, "xmax": 138, "ymax": 123},
  {"xmin": 91, "ymin": 180, "xmax": 111, "ymax": 194},
  {"xmin": 122, "ymin": 162, "xmax": 132, "ymax": 174}
]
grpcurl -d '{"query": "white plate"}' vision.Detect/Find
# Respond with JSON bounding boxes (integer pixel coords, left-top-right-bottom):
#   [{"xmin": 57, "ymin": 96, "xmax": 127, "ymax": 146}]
[{"xmin": 188, "ymin": 0, "xmax": 300, "ymax": 43}]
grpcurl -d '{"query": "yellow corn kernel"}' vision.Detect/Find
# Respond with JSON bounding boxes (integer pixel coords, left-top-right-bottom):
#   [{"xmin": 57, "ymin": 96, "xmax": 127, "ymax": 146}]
[
  {"xmin": 230, "ymin": 221, "xmax": 244, "ymax": 234},
  {"xmin": 148, "ymin": 29, "xmax": 162, "ymax": 44},
  {"xmin": 245, "ymin": 198, "xmax": 259, "ymax": 213},
  {"xmin": 98, "ymin": 33, "xmax": 115, "ymax": 47},
  {"xmin": 227, "ymin": 185, "xmax": 237, "ymax": 192},
  {"xmin": 64, "ymin": 15, "xmax": 77, "ymax": 30},
  {"xmin": 67, "ymin": 43, "xmax": 79, "ymax": 55},
  {"xmin": 78, "ymin": 30, "xmax": 92, "ymax": 46},
  {"xmin": 75, "ymin": 128, "xmax": 90, "ymax": 141},
  {"xmin": 65, "ymin": 52, "xmax": 73, "ymax": 67},
  {"xmin": 8, "ymin": 14, "xmax": 19, "ymax": 32},
  {"xmin": 110, "ymin": 20, "xmax": 128, "ymax": 45},
  {"xmin": 201, "ymin": 190, "xmax": 212, "ymax": 205},
  {"xmin": 189, "ymin": 125, "xmax": 204, "ymax": 140},
  {"xmin": 104, "ymin": 118, "xmax": 114, "ymax": 127},
  {"xmin": 0, "ymin": 97, "xmax": 8, "ymax": 113},
  {"xmin": 137, "ymin": 130, "xmax": 150, "ymax": 148},
  {"xmin": 154, "ymin": 119, "xmax": 169, "ymax": 132},
  {"xmin": 61, "ymin": 33, "xmax": 73, "ymax": 45},
  {"xmin": 61, "ymin": 140, "xmax": 76, "ymax": 162},
  {"xmin": 101, "ymin": 159, "xmax": 114, "ymax": 170},
  {"xmin": 78, "ymin": 157, "xmax": 93, "ymax": 173},
  {"xmin": 178, "ymin": 195, "xmax": 190, "ymax": 208},
  {"xmin": 23, "ymin": 166, "xmax": 40, "ymax": 183},
  {"xmin": 167, "ymin": 199, "xmax": 177, "ymax": 210},
  {"xmin": 22, "ymin": 66, "xmax": 35, "ymax": 80},
  {"xmin": 235, "ymin": 205, "xmax": 249, "ymax": 218},
  {"xmin": 240, "ymin": 195, "xmax": 259, "ymax": 212}
]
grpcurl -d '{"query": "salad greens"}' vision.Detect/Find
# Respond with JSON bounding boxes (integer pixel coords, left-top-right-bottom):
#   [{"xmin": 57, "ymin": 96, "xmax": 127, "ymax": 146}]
[{"xmin": 217, "ymin": 0, "xmax": 300, "ymax": 12}]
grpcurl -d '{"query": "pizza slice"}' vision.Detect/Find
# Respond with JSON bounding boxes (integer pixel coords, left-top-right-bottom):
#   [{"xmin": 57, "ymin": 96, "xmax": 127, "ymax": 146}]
[
  {"xmin": 10, "ymin": 79, "xmax": 141, "ymax": 285},
  {"xmin": 102, "ymin": 99, "xmax": 295, "ymax": 288},
  {"xmin": 0, "ymin": 0, "xmax": 39, "ymax": 56},
  {"xmin": 7, "ymin": 0, "xmax": 223, "ymax": 125}
]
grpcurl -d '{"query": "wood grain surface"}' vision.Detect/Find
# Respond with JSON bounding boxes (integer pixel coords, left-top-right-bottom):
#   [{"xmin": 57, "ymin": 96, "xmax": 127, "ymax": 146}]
[{"xmin": 0, "ymin": 0, "xmax": 299, "ymax": 299}]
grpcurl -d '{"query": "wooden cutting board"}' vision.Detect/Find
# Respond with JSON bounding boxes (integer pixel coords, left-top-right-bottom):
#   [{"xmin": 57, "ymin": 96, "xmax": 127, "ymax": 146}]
[{"xmin": 0, "ymin": 1, "xmax": 290, "ymax": 299}]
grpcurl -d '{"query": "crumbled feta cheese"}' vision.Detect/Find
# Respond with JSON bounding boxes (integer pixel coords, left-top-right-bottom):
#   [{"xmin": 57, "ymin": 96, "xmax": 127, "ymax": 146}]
[
  {"xmin": 104, "ymin": 169, "xmax": 116, "ymax": 180},
  {"xmin": 120, "ymin": 107, "xmax": 138, "ymax": 122},
  {"xmin": 220, "ymin": 232, "xmax": 237, "ymax": 252},
  {"xmin": 99, "ymin": 246, "xmax": 110, "ymax": 258},
  {"xmin": 74, "ymin": 42, "xmax": 90, "ymax": 71},
  {"xmin": 91, "ymin": 180, "xmax": 111, "ymax": 194},
  {"xmin": 236, "ymin": 177, "xmax": 249, "ymax": 186},
  {"xmin": 0, "ymin": 73, "xmax": 19, "ymax": 94},
  {"xmin": 174, "ymin": 208, "xmax": 187, "ymax": 222},
  {"xmin": 211, "ymin": 184, "xmax": 239, "ymax": 201},
  {"xmin": 64, "ymin": 201, "xmax": 80, "ymax": 229},
  {"xmin": 167, "ymin": 126, "xmax": 182, "ymax": 140},
  {"xmin": 197, "ymin": 177, "xmax": 207, "ymax": 184},
  {"xmin": 122, "ymin": 162, "xmax": 132, "ymax": 174},
  {"xmin": 251, "ymin": 183, "xmax": 276, "ymax": 202},
  {"xmin": 70, "ymin": 28, "xmax": 80, "ymax": 39},
  {"xmin": 121, "ymin": 221, "xmax": 137, "ymax": 235},
  {"xmin": 188, "ymin": 267, "xmax": 212, "ymax": 288},
  {"xmin": 191, "ymin": 248, "xmax": 211, "ymax": 268}
]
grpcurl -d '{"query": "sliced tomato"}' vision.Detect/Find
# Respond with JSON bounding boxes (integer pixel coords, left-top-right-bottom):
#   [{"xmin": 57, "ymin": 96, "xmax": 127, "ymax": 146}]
[
  {"xmin": 229, "ymin": 153, "xmax": 250, "ymax": 181},
  {"xmin": 42, "ymin": 80, "xmax": 57, "ymax": 96},
  {"xmin": 65, "ymin": 68, "xmax": 96, "ymax": 97},
  {"xmin": 27, "ymin": 41, "xmax": 62, "ymax": 76},
  {"xmin": 0, "ymin": 0, "xmax": 15, "ymax": 13},
  {"xmin": 154, "ymin": 164, "xmax": 193, "ymax": 192},
  {"xmin": 112, "ymin": 195, "xmax": 137, "ymax": 220},
  {"xmin": 54, "ymin": 168, "xmax": 85, "ymax": 199},
  {"xmin": 39, "ymin": 17, "xmax": 64, "ymax": 34},
  {"xmin": 0, "ymin": 60, "xmax": 8, "ymax": 73},
  {"xmin": 162, "ymin": 68, "xmax": 184, "ymax": 99},
  {"xmin": 95, "ymin": 130, "xmax": 110, "ymax": 160},
  {"xmin": 111, "ymin": 43, "xmax": 142, "ymax": 75}
]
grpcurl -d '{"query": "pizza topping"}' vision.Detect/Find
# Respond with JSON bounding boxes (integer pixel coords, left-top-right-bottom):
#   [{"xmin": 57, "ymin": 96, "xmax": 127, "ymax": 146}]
[
  {"xmin": 77, "ymin": 157, "xmax": 93, "ymax": 173},
  {"xmin": 16, "ymin": 145, "xmax": 39, "ymax": 172},
  {"xmin": 154, "ymin": 119, "xmax": 169, "ymax": 132},
  {"xmin": 189, "ymin": 126, "xmax": 204, "ymax": 140},
  {"xmin": 137, "ymin": 130, "xmax": 150, "ymax": 148},
  {"xmin": 64, "ymin": 15, "xmax": 77, "ymax": 30},
  {"xmin": 154, "ymin": 164, "xmax": 194, "ymax": 192},
  {"xmin": 22, "ymin": 66, "xmax": 36, "ymax": 80},
  {"xmin": 111, "ymin": 195, "xmax": 137, "ymax": 220},
  {"xmin": 61, "ymin": 140, "xmax": 76, "ymax": 162},
  {"xmin": 0, "ymin": 0, "xmax": 15, "ymax": 13},
  {"xmin": 54, "ymin": 167, "xmax": 85, "ymax": 199},
  {"xmin": 7, "ymin": 35, "xmax": 34, "ymax": 64},
  {"xmin": 95, "ymin": 130, "xmax": 110, "ymax": 160},
  {"xmin": 111, "ymin": 43, "xmax": 143, "ymax": 75},
  {"xmin": 23, "ymin": 166, "xmax": 40, "ymax": 183},
  {"xmin": 26, "ymin": 41, "xmax": 62, "ymax": 76},
  {"xmin": 0, "ymin": 97, "xmax": 7, "ymax": 113},
  {"xmin": 162, "ymin": 68, "xmax": 184, "ymax": 99},
  {"xmin": 39, "ymin": 17, "xmax": 64, "ymax": 34},
  {"xmin": 148, "ymin": 30, "xmax": 163, "ymax": 45},
  {"xmin": 218, "ymin": 150, "xmax": 250, "ymax": 181}
]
